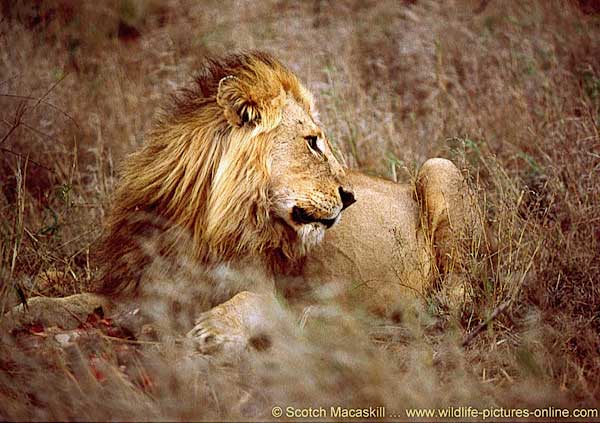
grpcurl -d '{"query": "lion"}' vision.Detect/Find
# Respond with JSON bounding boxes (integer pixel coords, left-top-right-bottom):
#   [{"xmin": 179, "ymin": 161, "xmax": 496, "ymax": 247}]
[{"xmin": 3, "ymin": 52, "xmax": 486, "ymax": 353}]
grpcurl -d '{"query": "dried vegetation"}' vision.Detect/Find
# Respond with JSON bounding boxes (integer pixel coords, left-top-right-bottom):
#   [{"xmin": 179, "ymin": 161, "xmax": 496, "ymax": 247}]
[{"xmin": 0, "ymin": 0, "xmax": 598, "ymax": 420}]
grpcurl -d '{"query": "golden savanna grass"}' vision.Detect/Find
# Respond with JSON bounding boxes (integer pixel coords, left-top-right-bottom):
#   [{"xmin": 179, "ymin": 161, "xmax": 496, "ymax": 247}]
[{"xmin": 0, "ymin": 0, "xmax": 599, "ymax": 420}]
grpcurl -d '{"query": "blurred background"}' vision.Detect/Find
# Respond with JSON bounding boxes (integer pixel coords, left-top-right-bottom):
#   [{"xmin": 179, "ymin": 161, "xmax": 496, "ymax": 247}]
[{"xmin": 0, "ymin": 0, "xmax": 599, "ymax": 420}]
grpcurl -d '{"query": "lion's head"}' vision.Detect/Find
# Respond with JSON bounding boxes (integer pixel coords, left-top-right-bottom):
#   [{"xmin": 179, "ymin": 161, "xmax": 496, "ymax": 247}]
[{"xmin": 97, "ymin": 52, "xmax": 355, "ymax": 295}]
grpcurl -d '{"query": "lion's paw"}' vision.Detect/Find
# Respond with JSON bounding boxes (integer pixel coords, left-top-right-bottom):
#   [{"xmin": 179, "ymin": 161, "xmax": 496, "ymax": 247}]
[
  {"xmin": 186, "ymin": 310, "xmax": 246, "ymax": 356},
  {"xmin": 186, "ymin": 291, "xmax": 279, "ymax": 359}
]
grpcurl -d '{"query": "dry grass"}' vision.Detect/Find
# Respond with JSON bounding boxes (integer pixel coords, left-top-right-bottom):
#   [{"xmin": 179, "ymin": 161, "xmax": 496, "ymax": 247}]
[{"xmin": 0, "ymin": 0, "xmax": 599, "ymax": 420}]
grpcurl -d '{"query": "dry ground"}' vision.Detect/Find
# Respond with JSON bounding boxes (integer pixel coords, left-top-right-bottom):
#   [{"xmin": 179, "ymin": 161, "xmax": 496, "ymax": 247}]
[{"xmin": 0, "ymin": 0, "xmax": 599, "ymax": 420}]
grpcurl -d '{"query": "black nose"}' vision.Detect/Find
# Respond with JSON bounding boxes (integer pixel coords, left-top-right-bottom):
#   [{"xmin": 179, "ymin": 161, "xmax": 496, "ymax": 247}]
[{"xmin": 339, "ymin": 187, "xmax": 356, "ymax": 210}]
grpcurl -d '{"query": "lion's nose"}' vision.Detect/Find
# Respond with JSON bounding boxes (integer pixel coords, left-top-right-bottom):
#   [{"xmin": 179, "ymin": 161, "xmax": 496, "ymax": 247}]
[{"xmin": 339, "ymin": 187, "xmax": 356, "ymax": 210}]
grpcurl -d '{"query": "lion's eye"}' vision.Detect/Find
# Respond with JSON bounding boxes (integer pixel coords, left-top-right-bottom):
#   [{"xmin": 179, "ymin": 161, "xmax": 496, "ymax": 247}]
[{"xmin": 305, "ymin": 135, "xmax": 322, "ymax": 154}]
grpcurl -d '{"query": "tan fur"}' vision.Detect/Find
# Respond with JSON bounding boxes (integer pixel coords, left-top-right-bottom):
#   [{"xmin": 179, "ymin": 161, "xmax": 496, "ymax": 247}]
[{"xmin": 301, "ymin": 161, "xmax": 484, "ymax": 317}]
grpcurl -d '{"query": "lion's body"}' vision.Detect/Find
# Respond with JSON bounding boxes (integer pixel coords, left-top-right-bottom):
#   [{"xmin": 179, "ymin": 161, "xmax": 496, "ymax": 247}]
[
  {"xmin": 300, "ymin": 171, "xmax": 433, "ymax": 316},
  {"xmin": 288, "ymin": 161, "xmax": 480, "ymax": 318},
  {"xmin": 5, "ymin": 53, "xmax": 485, "ymax": 350}
]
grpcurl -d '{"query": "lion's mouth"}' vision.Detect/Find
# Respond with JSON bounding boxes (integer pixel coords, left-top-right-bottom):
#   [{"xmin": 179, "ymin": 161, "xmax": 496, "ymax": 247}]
[{"xmin": 291, "ymin": 206, "xmax": 338, "ymax": 229}]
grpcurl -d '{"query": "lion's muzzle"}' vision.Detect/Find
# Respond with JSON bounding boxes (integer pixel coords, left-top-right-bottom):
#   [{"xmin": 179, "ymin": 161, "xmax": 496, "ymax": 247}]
[{"xmin": 291, "ymin": 186, "xmax": 355, "ymax": 229}]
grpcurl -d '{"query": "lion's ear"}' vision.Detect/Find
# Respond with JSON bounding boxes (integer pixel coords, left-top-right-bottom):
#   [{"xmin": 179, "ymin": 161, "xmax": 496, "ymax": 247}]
[
  {"xmin": 216, "ymin": 76, "xmax": 262, "ymax": 127},
  {"xmin": 216, "ymin": 75, "xmax": 285, "ymax": 129}
]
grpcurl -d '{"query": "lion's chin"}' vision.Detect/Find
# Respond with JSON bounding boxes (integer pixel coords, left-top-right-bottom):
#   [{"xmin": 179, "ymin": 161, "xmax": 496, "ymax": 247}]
[
  {"xmin": 296, "ymin": 223, "xmax": 327, "ymax": 255},
  {"xmin": 276, "ymin": 210, "xmax": 341, "ymax": 256}
]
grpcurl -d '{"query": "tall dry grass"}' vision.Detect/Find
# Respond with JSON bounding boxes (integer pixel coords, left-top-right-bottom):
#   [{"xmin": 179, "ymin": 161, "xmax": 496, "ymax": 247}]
[{"xmin": 0, "ymin": 0, "xmax": 599, "ymax": 420}]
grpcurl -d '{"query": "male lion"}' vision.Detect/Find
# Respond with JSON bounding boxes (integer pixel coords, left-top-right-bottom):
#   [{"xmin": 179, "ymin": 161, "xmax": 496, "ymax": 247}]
[{"xmin": 4, "ymin": 52, "xmax": 484, "ymax": 351}]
